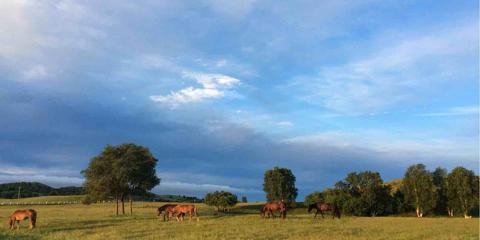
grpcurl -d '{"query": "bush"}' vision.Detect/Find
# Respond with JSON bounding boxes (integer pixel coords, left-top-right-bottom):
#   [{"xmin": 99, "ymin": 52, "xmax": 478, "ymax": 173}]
[{"xmin": 204, "ymin": 191, "xmax": 238, "ymax": 212}]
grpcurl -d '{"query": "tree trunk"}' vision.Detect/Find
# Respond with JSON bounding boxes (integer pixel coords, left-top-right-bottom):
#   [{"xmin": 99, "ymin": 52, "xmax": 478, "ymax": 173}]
[
  {"xmin": 121, "ymin": 194, "xmax": 125, "ymax": 215},
  {"xmin": 416, "ymin": 207, "xmax": 423, "ymax": 217},
  {"xmin": 116, "ymin": 194, "xmax": 119, "ymax": 216},
  {"xmin": 129, "ymin": 194, "xmax": 133, "ymax": 215},
  {"xmin": 447, "ymin": 208, "xmax": 453, "ymax": 217}
]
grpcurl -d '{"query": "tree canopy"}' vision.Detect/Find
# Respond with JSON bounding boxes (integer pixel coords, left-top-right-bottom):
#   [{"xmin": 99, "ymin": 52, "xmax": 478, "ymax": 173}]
[
  {"xmin": 263, "ymin": 167, "xmax": 298, "ymax": 204},
  {"xmin": 204, "ymin": 191, "xmax": 238, "ymax": 212},
  {"xmin": 81, "ymin": 143, "xmax": 160, "ymax": 215},
  {"xmin": 402, "ymin": 164, "xmax": 436, "ymax": 217},
  {"xmin": 446, "ymin": 167, "xmax": 479, "ymax": 218},
  {"xmin": 334, "ymin": 171, "xmax": 391, "ymax": 216}
]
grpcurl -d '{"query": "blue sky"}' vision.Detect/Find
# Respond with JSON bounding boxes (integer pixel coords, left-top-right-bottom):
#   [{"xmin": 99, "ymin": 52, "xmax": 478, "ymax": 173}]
[{"xmin": 0, "ymin": 0, "xmax": 478, "ymax": 201}]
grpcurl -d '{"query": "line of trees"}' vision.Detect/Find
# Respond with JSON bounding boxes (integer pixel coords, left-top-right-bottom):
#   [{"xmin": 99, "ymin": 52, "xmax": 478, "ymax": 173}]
[{"xmin": 305, "ymin": 164, "xmax": 479, "ymax": 218}]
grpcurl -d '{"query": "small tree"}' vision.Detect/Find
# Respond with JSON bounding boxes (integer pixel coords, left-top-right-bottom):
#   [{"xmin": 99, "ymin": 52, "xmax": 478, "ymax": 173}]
[
  {"xmin": 402, "ymin": 164, "xmax": 436, "ymax": 217},
  {"xmin": 205, "ymin": 191, "xmax": 238, "ymax": 212},
  {"xmin": 446, "ymin": 167, "xmax": 478, "ymax": 218},
  {"xmin": 304, "ymin": 192, "xmax": 324, "ymax": 206},
  {"xmin": 241, "ymin": 196, "xmax": 248, "ymax": 203},
  {"xmin": 263, "ymin": 167, "xmax": 298, "ymax": 204}
]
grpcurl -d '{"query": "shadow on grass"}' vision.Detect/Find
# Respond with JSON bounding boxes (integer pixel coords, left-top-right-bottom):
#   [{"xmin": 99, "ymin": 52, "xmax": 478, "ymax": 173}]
[{"xmin": 42, "ymin": 217, "xmax": 133, "ymax": 233}]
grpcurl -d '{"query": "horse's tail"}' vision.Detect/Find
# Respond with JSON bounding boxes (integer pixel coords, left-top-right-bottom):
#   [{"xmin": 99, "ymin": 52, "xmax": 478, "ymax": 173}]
[{"xmin": 29, "ymin": 209, "xmax": 37, "ymax": 228}]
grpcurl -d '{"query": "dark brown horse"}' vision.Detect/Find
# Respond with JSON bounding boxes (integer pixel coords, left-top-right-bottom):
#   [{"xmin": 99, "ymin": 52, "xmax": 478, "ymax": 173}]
[
  {"xmin": 308, "ymin": 202, "xmax": 341, "ymax": 219},
  {"xmin": 167, "ymin": 204, "xmax": 199, "ymax": 221},
  {"xmin": 157, "ymin": 204, "xmax": 177, "ymax": 221},
  {"xmin": 8, "ymin": 209, "xmax": 37, "ymax": 230},
  {"xmin": 260, "ymin": 201, "xmax": 287, "ymax": 219}
]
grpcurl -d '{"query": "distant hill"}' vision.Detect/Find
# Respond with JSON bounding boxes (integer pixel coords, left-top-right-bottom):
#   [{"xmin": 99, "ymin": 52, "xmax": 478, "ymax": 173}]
[
  {"xmin": 0, "ymin": 182, "xmax": 84, "ymax": 198},
  {"xmin": 0, "ymin": 182, "xmax": 202, "ymax": 202}
]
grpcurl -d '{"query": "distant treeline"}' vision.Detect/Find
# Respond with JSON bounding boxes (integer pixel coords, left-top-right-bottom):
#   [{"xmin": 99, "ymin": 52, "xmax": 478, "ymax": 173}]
[
  {"xmin": 304, "ymin": 165, "xmax": 479, "ymax": 218},
  {"xmin": 0, "ymin": 182, "xmax": 202, "ymax": 203},
  {"xmin": 0, "ymin": 182, "xmax": 84, "ymax": 198}
]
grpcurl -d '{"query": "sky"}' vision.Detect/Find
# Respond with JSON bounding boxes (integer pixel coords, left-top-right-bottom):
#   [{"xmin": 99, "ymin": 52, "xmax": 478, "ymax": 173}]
[{"xmin": 0, "ymin": 0, "xmax": 478, "ymax": 201}]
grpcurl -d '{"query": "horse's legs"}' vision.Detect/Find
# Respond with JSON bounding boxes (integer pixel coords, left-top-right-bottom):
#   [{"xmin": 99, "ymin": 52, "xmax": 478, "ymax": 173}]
[
  {"xmin": 314, "ymin": 210, "xmax": 318, "ymax": 218},
  {"xmin": 16, "ymin": 220, "xmax": 20, "ymax": 230},
  {"xmin": 320, "ymin": 211, "xmax": 325, "ymax": 219}
]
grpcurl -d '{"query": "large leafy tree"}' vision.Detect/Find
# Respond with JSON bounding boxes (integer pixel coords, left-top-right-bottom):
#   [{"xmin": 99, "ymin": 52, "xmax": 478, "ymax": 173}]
[
  {"xmin": 115, "ymin": 144, "xmax": 160, "ymax": 214},
  {"xmin": 82, "ymin": 143, "xmax": 160, "ymax": 215},
  {"xmin": 204, "ymin": 191, "xmax": 238, "ymax": 212},
  {"xmin": 446, "ymin": 167, "xmax": 478, "ymax": 218},
  {"xmin": 263, "ymin": 167, "xmax": 298, "ymax": 204},
  {"xmin": 335, "ymin": 171, "xmax": 390, "ymax": 216},
  {"xmin": 402, "ymin": 164, "xmax": 436, "ymax": 217}
]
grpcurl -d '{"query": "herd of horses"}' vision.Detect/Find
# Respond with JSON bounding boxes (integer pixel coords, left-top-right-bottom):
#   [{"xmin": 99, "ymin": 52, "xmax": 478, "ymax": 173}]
[
  {"xmin": 156, "ymin": 200, "xmax": 341, "ymax": 222},
  {"xmin": 7, "ymin": 201, "xmax": 340, "ymax": 229}
]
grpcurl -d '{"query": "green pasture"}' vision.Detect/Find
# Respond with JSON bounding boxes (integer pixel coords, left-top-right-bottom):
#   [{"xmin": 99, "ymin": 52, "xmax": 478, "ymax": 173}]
[{"xmin": 0, "ymin": 197, "xmax": 477, "ymax": 240}]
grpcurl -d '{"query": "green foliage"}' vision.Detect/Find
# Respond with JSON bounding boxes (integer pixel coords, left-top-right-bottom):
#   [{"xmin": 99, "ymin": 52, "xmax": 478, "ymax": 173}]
[
  {"xmin": 263, "ymin": 167, "xmax": 298, "ymax": 203},
  {"xmin": 81, "ymin": 143, "xmax": 160, "ymax": 214},
  {"xmin": 334, "ymin": 171, "xmax": 391, "ymax": 216},
  {"xmin": 0, "ymin": 182, "xmax": 84, "ymax": 199},
  {"xmin": 204, "ymin": 191, "xmax": 238, "ymax": 211},
  {"xmin": 432, "ymin": 167, "xmax": 448, "ymax": 215},
  {"xmin": 446, "ymin": 167, "xmax": 479, "ymax": 217},
  {"xmin": 241, "ymin": 196, "xmax": 248, "ymax": 203},
  {"xmin": 304, "ymin": 192, "xmax": 324, "ymax": 206},
  {"xmin": 402, "ymin": 164, "xmax": 436, "ymax": 217}
]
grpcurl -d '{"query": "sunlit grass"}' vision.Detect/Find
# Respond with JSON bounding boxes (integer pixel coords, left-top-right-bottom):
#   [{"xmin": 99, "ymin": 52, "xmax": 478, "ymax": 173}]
[{"xmin": 0, "ymin": 200, "xmax": 477, "ymax": 240}]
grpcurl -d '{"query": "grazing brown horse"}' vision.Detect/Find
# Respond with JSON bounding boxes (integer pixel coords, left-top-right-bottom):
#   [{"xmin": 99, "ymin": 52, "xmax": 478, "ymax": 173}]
[
  {"xmin": 308, "ymin": 202, "xmax": 341, "ymax": 219},
  {"xmin": 157, "ymin": 204, "xmax": 178, "ymax": 221},
  {"xmin": 167, "ymin": 204, "xmax": 199, "ymax": 221},
  {"xmin": 8, "ymin": 209, "xmax": 37, "ymax": 230},
  {"xmin": 260, "ymin": 201, "xmax": 287, "ymax": 219}
]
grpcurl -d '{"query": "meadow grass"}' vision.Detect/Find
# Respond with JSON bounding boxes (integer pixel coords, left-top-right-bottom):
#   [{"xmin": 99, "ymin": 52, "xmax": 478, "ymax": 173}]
[
  {"xmin": 0, "ymin": 195, "xmax": 84, "ymax": 204},
  {"xmin": 0, "ymin": 200, "xmax": 477, "ymax": 240}
]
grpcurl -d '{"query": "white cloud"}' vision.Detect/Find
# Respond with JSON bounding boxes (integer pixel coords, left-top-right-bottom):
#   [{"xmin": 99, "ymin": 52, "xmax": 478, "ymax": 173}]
[
  {"xmin": 150, "ymin": 71, "xmax": 240, "ymax": 107},
  {"xmin": 276, "ymin": 121, "xmax": 293, "ymax": 127},
  {"xmin": 417, "ymin": 106, "xmax": 479, "ymax": 117}
]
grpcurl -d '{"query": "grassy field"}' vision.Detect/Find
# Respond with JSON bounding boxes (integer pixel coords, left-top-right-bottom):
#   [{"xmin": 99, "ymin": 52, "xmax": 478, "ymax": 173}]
[
  {"xmin": 0, "ymin": 195, "xmax": 84, "ymax": 204},
  {"xmin": 0, "ymin": 198, "xmax": 477, "ymax": 240}
]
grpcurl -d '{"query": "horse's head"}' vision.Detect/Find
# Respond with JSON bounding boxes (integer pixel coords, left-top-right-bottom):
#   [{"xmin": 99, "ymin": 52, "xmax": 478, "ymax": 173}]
[
  {"xmin": 259, "ymin": 208, "xmax": 265, "ymax": 217},
  {"xmin": 157, "ymin": 208, "xmax": 162, "ymax": 216},
  {"xmin": 7, "ymin": 217, "xmax": 13, "ymax": 229}
]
